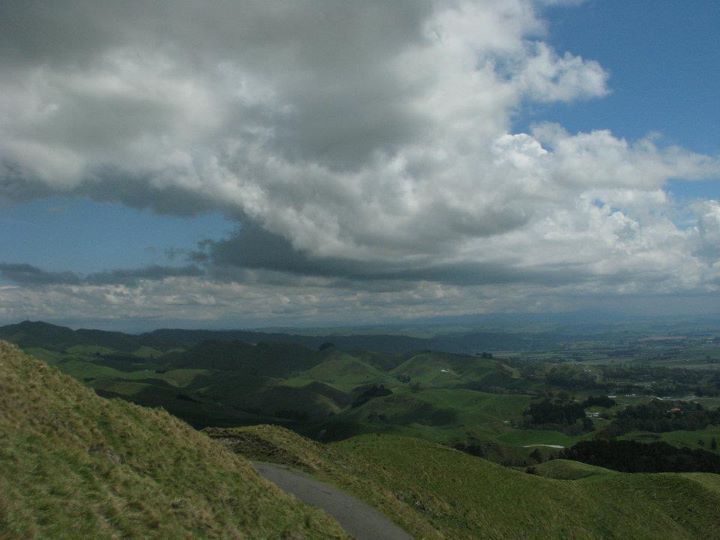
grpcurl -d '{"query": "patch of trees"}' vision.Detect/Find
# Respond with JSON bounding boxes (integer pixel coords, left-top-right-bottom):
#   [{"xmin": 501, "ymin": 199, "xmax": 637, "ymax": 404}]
[
  {"xmin": 453, "ymin": 441, "xmax": 486, "ymax": 458},
  {"xmin": 600, "ymin": 365, "xmax": 720, "ymax": 397},
  {"xmin": 561, "ymin": 440, "xmax": 720, "ymax": 473},
  {"xmin": 523, "ymin": 396, "xmax": 592, "ymax": 434},
  {"xmin": 611, "ymin": 400, "xmax": 720, "ymax": 434},
  {"xmin": 93, "ymin": 354, "xmax": 154, "ymax": 373},
  {"xmin": 460, "ymin": 380, "xmax": 530, "ymax": 395},
  {"xmin": 525, "ymin": 398, "xmax": 586, "ymax": 425},
  {"xmin": 164, "ymin": 340, "xmax": 321, "ymax": 377},
  {"xmin": 453, "ymin": 439, "xmax": 536, "ymax": 467},
  {"xmin": 517, "ymin": 363, "xmax": 547, "ymax": 382},
  {"xmin": 581, "ymin": 395, "xmax": 616, "ymax": 408},
  {"xmin": 545, "ymin": 366, "xmax": 603, "ymax": 391},
  {"xmin": 176, "ymin": 393, "xmax": 201, "ymax": 403},
  {"xmin": 709, "ymin": 373, "xmax": 720, "ymax": 394},
  {"xmin": 351, "ymin": 384, "xmax": 393, "ymax": 408}
]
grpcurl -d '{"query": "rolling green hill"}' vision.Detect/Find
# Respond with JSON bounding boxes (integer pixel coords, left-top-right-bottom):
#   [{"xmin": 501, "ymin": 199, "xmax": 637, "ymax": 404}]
[
  {"xmin": 294, "ymin": 352, "xmax": 388, "ymax": 390},
  {"xmin": 340, "ymin": 435, "xmax": 720, "ymax": 539},
  {"xmin": 0, "ymin": 319, "xmax": 571, "ymax": 356},
  {"xmin": 4, "ymin": 332, "xmax": 720, "ymax": 539},
  {"xmin": 0, "ymin": 321, "xmax": 149, "ymax": 353},
  {"xmin": 5, "ymin": 320, "xmax": 720, "ymax": 473},
  {"xmin": 391, "ymin": 351, "xmax": 497, "ymax": 387},
  {"xmin": 532, "ymin": 459, "xmax": 617, "ymax": 480},
  {"xmin": 163, "ymin": 340, "xmax": 322, "ymax": 376},
  {"xmin": 211, "ymin": 424, "xmax": 720, "ymax": 540},
  {"xmin": 0, "ymin": 342, "xmax": 346, "ymax": 539}
]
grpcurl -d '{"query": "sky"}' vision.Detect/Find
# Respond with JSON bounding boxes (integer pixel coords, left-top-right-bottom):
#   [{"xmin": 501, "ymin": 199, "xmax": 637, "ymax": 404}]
[{"xmin": 0, "ymin": 0, "xmax": 719, "ymax": 329}]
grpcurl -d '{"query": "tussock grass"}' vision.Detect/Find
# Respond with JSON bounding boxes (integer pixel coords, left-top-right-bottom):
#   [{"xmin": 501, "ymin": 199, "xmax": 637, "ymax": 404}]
[{"xmin": 0, "ymin": 342, "xmax": 347, "ymax": 539}]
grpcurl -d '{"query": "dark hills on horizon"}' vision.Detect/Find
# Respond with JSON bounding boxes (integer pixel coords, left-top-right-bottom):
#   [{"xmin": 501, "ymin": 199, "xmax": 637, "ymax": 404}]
[
  {"xmin": 4, "ymin": 313, "xmax": 720, "ymax": 357},
  {"xmin": 0, "ymin": 319, "xmax": 565, "ymax": 355}
]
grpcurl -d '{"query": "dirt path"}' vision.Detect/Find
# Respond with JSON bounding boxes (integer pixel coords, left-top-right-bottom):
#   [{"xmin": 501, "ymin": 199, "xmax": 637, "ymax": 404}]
[{"xmin": 252, "ymin": 462, "xmax": 412, "ymax": 540}]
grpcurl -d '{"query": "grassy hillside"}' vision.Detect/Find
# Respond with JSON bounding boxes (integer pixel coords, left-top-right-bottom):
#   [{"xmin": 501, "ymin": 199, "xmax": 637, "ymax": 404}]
[
  {"xmin": 532, "ymin": 459, "xmax": 617, "ymax": 480},
  {"xmin": 205, "ymin": 425, "xmax": 442, "ymax": 539},
  {"xmin": 211, "ymin": 424, "xmax": 720, "ymax": 540},
  {"xmin": 0, "ymin": 321, "xmax": 147, "ymax": 353},
  {"xmin": 27, "ymin": 334, "xmax": 542, "ymax": 455},
  {"xmin": 340, "ymin": 435, "xmax": 720, "ymax": 539},
  {"xmin": 7, "ymin": 321, "xmax": 720, "ymax": 471},
  {"xmin": 293, "ymin": 352, "xmax": 388, "ymax": 390},
  {"xmin": 391, "ymin": 352, "xmax": 497, "ymax": 387},
  {"xmin": 0, "ymin": 342, "xmax": 346, "ymax": 539}
]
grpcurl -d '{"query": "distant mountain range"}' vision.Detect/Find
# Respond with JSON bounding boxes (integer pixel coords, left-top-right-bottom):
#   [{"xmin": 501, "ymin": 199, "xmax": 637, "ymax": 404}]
[{"xmin": 0, "ymin": 319, "xmax": 568, "ymax": 354}]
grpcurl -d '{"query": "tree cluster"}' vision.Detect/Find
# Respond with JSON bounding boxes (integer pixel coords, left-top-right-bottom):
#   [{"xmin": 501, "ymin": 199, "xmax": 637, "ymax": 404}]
[
  {"xmin": 561, "ymin": 440, "xmax": 720, "ymax": 473},
  {"xmin": 581, "ymin": 395, "xmax": 616, "ymax": 409},
  {"xmin": 351, "ymin": 384, "xmax": 393, "ymax": 408},
  {"xmin": 611, "ymin": 400, "xmax": 720, "ymax": 434},
  {"xmin": 523, "ymin": 396, "xmax": 590, "ymax": 433}
]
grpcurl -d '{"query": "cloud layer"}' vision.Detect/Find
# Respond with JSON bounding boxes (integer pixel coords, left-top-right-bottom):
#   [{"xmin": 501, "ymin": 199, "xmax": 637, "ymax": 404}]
[{"xmin": 1, "ymin": 0, "xmax": 719, "ymax": 324}]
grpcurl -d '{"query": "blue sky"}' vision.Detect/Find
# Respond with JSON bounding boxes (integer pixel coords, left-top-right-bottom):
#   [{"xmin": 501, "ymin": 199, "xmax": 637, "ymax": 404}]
[
  {"xmin": 537, "ymin": 0, "xmax": 720, "ymax": 153},
  {"xmin": 0, "ymin": 198, "xmax": 232, "ymax": 275},
  {"xmin": 0, "ymin": 1, "xmax": 718, "ymax": 327}
]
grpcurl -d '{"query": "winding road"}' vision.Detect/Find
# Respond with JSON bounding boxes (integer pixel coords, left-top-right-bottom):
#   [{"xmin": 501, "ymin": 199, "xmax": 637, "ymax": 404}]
[{"xmin": 252, "ymin": 462, "xmax": 412, "ymax": 540}]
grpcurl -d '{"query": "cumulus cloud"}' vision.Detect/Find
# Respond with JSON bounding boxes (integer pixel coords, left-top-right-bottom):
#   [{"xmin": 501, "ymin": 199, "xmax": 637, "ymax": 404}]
[{"xmin": 0, "ymin": 0, "xmax": 718, "ymax": 324}]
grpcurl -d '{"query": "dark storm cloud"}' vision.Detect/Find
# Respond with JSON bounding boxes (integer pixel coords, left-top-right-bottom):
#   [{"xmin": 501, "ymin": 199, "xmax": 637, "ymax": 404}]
[
  {"xmin": 197, "ymin": 225, "xmax": 593, "ymax": 287},
  {"xmin": 76, "ymin": 169, "xmax": 221, "ymax": 217},
  {"xmin": 0, "ymin": 263, "xmax": 82, "ymax": 285},
  {"xmin": 85, "ymin": 265, "xmax": 204, "ymax": 285},
  {"xmin": 0, "ymin": 262, "xmax": 203, "ymax": 286},
  {"xmin": 0, "ymin": 161, "xmax": 55, "ymax": 202}
]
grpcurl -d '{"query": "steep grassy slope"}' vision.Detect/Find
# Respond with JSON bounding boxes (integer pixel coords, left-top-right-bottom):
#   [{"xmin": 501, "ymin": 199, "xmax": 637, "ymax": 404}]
[
  {"xmin": 340, "ymin": 436, "xmax": 720, "ymax": 539},
  {"xmin": 0, "ymin": 342, "xmax": 346, "ymax": 539},
  {"xmin": 211, "ymin": 424, "xmax": 720, "ymax": 540}
]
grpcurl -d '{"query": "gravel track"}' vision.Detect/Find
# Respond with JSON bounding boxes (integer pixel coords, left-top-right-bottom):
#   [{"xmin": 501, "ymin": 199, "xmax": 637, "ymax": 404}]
[{"xmin": 252, "ymin": 461, "xmax": 413, "ymax": 540}]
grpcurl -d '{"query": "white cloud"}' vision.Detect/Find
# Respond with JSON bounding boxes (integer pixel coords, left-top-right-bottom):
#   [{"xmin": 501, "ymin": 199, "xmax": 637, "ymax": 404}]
[
  {"xmin": 519, "ymin": 43, "xmax": 608, "ymax": 102},
  {"xmin": 0, "ymin": 0, "xmax": 719, "ymax": 323}
]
